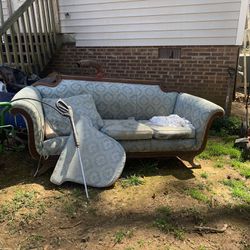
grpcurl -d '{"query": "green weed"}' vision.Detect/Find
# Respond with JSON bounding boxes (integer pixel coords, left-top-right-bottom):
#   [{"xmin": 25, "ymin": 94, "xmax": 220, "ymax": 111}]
[
  {"xmin": 121, "ymin": 174, "xmax": 144, "ymax": 188},
  {"xmin": 185, "ymin": 207, "xmax": 206, "ymax": 224},
  {"xmin": 223, "ymin": 179, "xmax": 250, "ymax": 203},
  {"xmin": 187, "ymin": 188, "xmax": 210, "ymax": 203},
  {"xmin": 198, "ymin": 246, "xmax": 207, "ymax": 250},
  {"xmin": 231, "ymin": 160, "xmax": 250, "ymax": 179},
  {"xmin": 63, "ymin": 200, "xmax": 78, "ymax": 217},
  {"xmin": 154, "ymin": 206, "xmax": 185, "ymax": 240},
  {"xmin": 114, "ymin": 229, "xmax": 133, "ymax": 244},
  {"xmin": 205, "ymin": 141, "xmax": 241, "ymax": 159},
  {"xmin": 12, "ymin": 190, "xmax": 37, "ymax": 210},
  {"xmin": 213, "ymin": 161, "xmax": 224, "ymax": 168},
  {"xmin": 156, "ymin": 206, "xmax": 172, "ymax": 216},
  {"xmin": 137, "ymin": 239, "xmax": 145, "ymax": 247},
  {"xmin": 211, "ymin": 116, "xmax": 241, "ymax": 135},
  {"xmin": 21, "ymin": 234, "xmax": 44, "ymax": 249},
  {"xmin": 0, "ymin": 189, "xmax": 47, "ymax": 227},
  {"xmin": 153, "ymin": 218, "xmax": 185, "ymax": 240},
  {"xmin": 200, "ymin": 172, "xmax": 208, "ymax": 179}
]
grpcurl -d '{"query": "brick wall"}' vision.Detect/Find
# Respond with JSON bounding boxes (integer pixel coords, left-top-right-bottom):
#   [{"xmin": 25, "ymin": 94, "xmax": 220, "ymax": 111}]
[{"xmin": 45, "ymin": 44, "xmax": 239, "ymax": 110}]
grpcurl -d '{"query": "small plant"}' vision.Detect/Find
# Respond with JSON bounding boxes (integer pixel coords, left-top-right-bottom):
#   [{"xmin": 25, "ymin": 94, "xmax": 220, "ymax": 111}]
[
  {"xmin": 200, "ymin": 172, "xmax": 208, "ymax": 179},
  {"xmin": 156, "ymin": 206, "xmax": 172, "ymax": 216},
  {"xmin": 63, "ymin": 200, "xmax": 78, "ymax": 217},
  {"xmin": 12, "ymin": 190, "xmax": 37, "ymax": 210},
  {"xmin": 231, "ymin": 160, "xmax": 250, "ymax": 179},
  {"xmin": 153, "ymin": 219, "xmax": 185, "ymax": 240},
  {"xmin": 198, "ymin": 245, "xmax": 207, "ymax": 250},
  {"xmin": 121, "ymin": 174, "xmax": 144, "ymax": 188},
  {"xmin": 21, "ymin": 234, "xmax": 45, "ymax": 249},
  {"xmin": 154, "ymin": 206, "xmax": 185, "ymax": 240},
  {"xmin": 223, "ymin": 179, "xmax": 250, "ymax": 203},
  {"xmin": 213, "ymin": 162, "xmax": 224, "ymax": 168},
  {"xmin": 137, "ymin": 240, "xmax": 145, "ymax": 247},
  {"xmin": 114, "ymin": 229, "xmax": 133, "ymax": 244},
  {"xmin": 211, "ymin": 116, "xmax": 241, "ymax": 135},
  {"xmin": 0, "ymin": 204, "xmax": 10, "ymax": 222},
  {"xmin": 114, "ymin": 230, "xmax": 126, "ymax": 244},
  {"xmin": 187, "ymin": 188, "xmax": 209, "ymax": 203},
  {"xmin": 185, "ymin": 207, "xmax": 206, "ymax": 224}
]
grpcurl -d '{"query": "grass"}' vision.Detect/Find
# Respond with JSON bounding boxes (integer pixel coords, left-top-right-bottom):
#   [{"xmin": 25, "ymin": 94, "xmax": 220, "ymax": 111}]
[
  {"xmin": 114, "ymin": 229, "xmax": 133, "ymax": 244},
  {"xmin": 187, "ymin": 188, "xmax": 210, "ymax": 203},
  {"xmin": 153, "ymin": 218, "xmax": 185, "ymax": 240},
  {"xmin": 20, "ymin": 234, "xmax": 45, "ymax": 249},
  {"xmin": 213, "ymin": 161, "xmax": 224, "ymax": 168},
  {"xmin": 12, "ymin": 190, "xmax": 37, "ymax": 210},
  {"xmin": 153, "ymin": 206, "xmax": 185, "ymax": 240},
  {"xmin": 200, "ymin": 172, "xmax": 208, "ymax": 179},
  {"xmin": 199, "ymin": 140, "xmax": 241, "ymax": 160},
  {"xmin": 199, "ymin": 136, "xmax": 250, "ymax": 181},
  {"xmin": 0, "ymin": 189, "xmax": 47, "ymax": 228},
  {"xmin": 121, "ymin": 174, "xmax": 145, "ymax": 188},
  {"xmin": 231, "ymin": 160, "xmax": 250, "ymax": 179},
  {"xmin": 198, "ymin": 246, "xmax": 207, "ymax": 250},
  {"xmin": 223, "ymin": 179, "xmax": 250, "ymax": 203},
  {"xmin": 63, "ymin": 200, "xmax": 78, "ymax": 217},
  {"xmin": 0, "ymin": 190, "xmax": 38, "ymax": 222}
]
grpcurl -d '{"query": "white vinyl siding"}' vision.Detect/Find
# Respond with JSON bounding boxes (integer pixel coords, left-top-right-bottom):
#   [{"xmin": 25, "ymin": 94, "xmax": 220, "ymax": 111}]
[
  {"xmin": 1, "ymin": 0, "xmax": 26, "ymax": 23},
  {"xmin": 58, "ymin": 0, "xmax": 244, "ymax": 46},
  {"xmin": 1, "ymin": 0, "xmax": 10, "ymax": 22}
]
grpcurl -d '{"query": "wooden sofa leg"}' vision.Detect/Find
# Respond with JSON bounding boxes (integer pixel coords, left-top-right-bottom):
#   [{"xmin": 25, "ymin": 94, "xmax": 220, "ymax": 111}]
[{"xmin": 179, "ymin": 155, "xmax": 201, "ymax": 169}]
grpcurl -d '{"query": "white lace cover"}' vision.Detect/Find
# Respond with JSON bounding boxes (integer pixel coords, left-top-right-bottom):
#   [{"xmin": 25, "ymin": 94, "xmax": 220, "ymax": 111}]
[{"xmin": 149, "ymin": 114, "xmax": 195, "ymax": 130}]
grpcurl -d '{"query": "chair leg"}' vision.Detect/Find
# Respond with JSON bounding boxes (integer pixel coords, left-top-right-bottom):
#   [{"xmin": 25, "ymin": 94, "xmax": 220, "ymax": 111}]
[{"xmin": 180, "ymin": 154, "xmax": 201, "ymax": 169}]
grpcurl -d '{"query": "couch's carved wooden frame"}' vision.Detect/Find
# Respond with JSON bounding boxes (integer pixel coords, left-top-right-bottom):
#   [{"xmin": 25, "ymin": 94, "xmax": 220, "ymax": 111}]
[{"xmin": 11, "ymin": 60, "xmax": 224, "ymax": 168}]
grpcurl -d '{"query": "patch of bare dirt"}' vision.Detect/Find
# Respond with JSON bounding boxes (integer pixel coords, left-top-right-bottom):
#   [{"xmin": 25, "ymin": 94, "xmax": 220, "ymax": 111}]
[{"xmin": 0, "ymin": 150, "xmax": 249, "ymax": 250}]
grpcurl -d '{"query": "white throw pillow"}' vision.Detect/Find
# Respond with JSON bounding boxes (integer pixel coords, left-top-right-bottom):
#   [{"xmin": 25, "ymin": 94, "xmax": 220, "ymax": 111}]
[{"xmin": 43, "ymin": 94, "xmax": 103, "ymax": 136}]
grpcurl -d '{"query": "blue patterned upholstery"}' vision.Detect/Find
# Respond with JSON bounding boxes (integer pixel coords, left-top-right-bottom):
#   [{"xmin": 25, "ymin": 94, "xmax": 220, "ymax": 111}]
[
  {"xmin": 174, "ymin": 93, "xmax": 224, "ymax": 150},
  {"xmin": 11, "ymin": 80, "xmax": 224, "ymax": 158},
  {"xmin": 37, "ymin": 80, "xmax": 178, "ymax": 120},
  {"xmin": 43, "ymin": 94, "xmax": 103, "ymax": 136},
  {"xmin": 42, "ymin": 136, "xmax": 195, "ymax": 156}
]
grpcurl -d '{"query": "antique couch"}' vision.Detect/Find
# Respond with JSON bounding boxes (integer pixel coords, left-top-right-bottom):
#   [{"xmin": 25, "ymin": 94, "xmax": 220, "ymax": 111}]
[{"xmin": 11, "ymin": 75, "xmax": 224, "ymax": 168}]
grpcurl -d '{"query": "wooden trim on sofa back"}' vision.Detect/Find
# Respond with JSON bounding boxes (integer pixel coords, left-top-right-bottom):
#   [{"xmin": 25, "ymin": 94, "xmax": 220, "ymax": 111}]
[{"xmin": 32, "ymin": 73, "xmax": 181, "ymax": 93}]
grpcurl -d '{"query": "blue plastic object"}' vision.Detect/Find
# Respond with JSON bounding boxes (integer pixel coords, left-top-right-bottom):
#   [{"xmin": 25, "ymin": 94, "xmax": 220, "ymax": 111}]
[{"xmin": 0, "ymin": 92, "xmax": 26, "ymax": 128}]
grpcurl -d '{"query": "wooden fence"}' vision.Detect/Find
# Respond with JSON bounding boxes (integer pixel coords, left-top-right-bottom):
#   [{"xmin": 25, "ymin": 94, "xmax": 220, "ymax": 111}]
[{"xmin": 0, "ymin": 0, "xmax": 57, "ymax": 74}]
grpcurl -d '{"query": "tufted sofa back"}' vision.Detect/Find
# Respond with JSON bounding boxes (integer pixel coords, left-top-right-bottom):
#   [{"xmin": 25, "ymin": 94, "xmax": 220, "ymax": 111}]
[{"xmin": 36, "ymin": 80, "xmax": 178, "ymax": 120}]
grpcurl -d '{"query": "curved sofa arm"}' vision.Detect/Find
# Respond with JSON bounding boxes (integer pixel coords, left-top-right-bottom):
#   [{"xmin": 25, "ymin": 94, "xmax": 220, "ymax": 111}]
[
  {"xmin": 173, "ymin": 93, "xmax": 224, "ymax": 152},
  {"xmin": 11, "ymin": 86, "xmax": 44, "ymax": 159}
]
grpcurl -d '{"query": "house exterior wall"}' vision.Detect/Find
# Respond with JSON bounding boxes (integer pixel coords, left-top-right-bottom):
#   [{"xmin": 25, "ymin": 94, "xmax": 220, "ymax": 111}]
[
  {"xmin": 58, "ymin": 0, "xmax": 243, "ymax": 47},
  {"xmin": 1, "ymin": 0, "xmax": 10, "ymax": 23},
  {"xmin": 45, "ymin": 44, "xmax": 239, "ymax": 110}
]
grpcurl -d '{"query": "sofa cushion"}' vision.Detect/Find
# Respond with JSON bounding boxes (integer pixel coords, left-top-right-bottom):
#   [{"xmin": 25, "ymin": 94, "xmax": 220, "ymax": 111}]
[
  {"xmin": 140, "ymin": 120, "xmax": 195, "ymax": 139},
  {"xmin": 43, "ymin": 94, "xmax": 103, "ymax": 136},
  {"xmin": 101, "ymin": 119, "xmax": 153, "ymax": 140}
]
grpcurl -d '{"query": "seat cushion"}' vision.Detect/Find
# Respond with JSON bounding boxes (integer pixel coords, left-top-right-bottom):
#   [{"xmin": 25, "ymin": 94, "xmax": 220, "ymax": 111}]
[
  {"xmin": 101, "ymin": 119, "xmax": 153, "ymax": 140},
  {"xmin": 140, "ymin": 120, "xmax": 195, "ymax": 139},
  {"xmin": 43, "ymin": 94, "xmax": 103, "ymax": 136}
]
